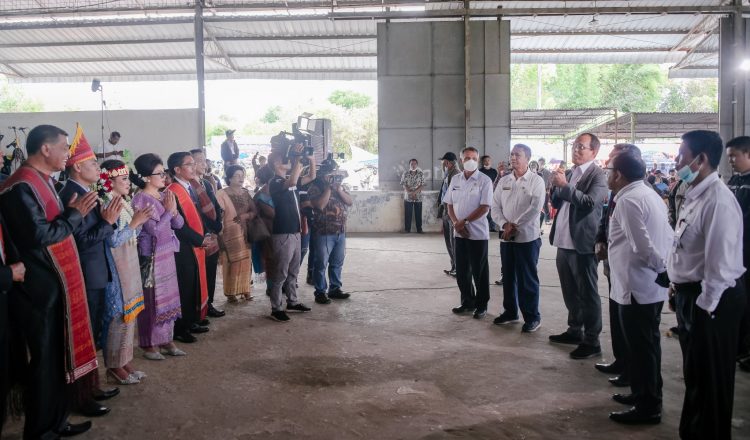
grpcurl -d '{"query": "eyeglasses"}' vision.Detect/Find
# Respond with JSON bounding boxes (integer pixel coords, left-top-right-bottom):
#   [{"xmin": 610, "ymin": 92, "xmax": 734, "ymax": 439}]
[
  {"xmin": 572, "ymin": 143, "xmax": 592, "ymax": 151},
  {"xmin": 150, "ymin": 172, "xmax": 167, "ymax": 177}
]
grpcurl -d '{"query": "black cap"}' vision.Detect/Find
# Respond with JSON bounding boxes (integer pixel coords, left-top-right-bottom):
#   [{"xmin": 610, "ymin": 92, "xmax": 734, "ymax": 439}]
[
  {"xmin": 225, "ymin": 129, "xmax": 236, "ymax": 137},
  {"xmin": 319, "ymin": 158, "xmax": 339, "ymax": 174},
  {"xmin": 439, "ymin": 152, "xmax": 457, "ymax": 161}
]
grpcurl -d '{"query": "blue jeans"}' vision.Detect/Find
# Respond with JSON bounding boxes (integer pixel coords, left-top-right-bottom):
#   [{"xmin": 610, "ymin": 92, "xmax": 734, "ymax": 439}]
[
  {"xmin": 500, "ymin": 238, "xmax": 541, "ymax": 323},
  {"xmin": 251, "ymin": 241, "xmax": 264, "ymax": 274},
  {"xmin": 313, "ymin": 233, "xmax": 346, "ymax": 296}
]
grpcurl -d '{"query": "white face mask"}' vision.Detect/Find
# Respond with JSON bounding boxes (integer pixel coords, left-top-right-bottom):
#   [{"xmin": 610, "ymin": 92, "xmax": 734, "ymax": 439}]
[{"xmin": 463, "ymin": 159, "xmax": 478, "ymax": 172}]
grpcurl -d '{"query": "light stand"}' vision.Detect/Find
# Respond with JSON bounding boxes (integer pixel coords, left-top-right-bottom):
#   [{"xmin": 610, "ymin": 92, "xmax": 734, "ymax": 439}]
[{"xmin": 91, "ymin": 79, "xmax": 105, "ymax": 157}]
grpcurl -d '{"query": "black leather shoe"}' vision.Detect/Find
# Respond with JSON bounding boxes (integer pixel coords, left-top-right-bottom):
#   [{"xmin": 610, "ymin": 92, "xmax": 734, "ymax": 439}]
[
  {"xmin": 569, "ymin": 343, "xmax": 602, "ymax": 360},
  {"xmin": 595, "ymin": 361, "xmax": 623, "ymax": 375},
  {"xmin": 58, "ymin": 421, "xmax": 93, "ymax": 437},
  {"xmin": 328, "ymin": 289, "xmax": 351, "ymax": 300},
  {"xmin": 549, "ymin": 332, "xmax": 583, "ymax": 345},
  {"xmin": 207, "ymin": 305, "xmax": 225, "ymax": 318},
  {"xmin": 452, "ymin": 305, "xmax": 475, "ymax": 314},
  {"xmin": 174, "ymin": 333, "xmax": 197, "ymax": 343},
  {"xmin": 609, "ymin": 375, "xmax": 630, "ymax": 387},
  {"xmin": 92, "ymin": 387, "xmax": 119, "ymax": 401},
  {"xmin": 612, "ymin": 393, "xmax": 636, "ymax": 405},
  {"xmin": 198, "ymin": 318, "xmax": 210, "ymax": 326},
  {"xmin": 189, "ymin": 324, "xmax": 209, "ymax": 334},
  {"xmin": 609, "ymin": 407, "xmax": 661, "ymax": 425},
  {"xmin": 79, "ymin": 400, "xmax": 110, "ymax": 417},
  {"xmin": 315, "ymin": 295, "xmax": 331, "ymax": 304}
]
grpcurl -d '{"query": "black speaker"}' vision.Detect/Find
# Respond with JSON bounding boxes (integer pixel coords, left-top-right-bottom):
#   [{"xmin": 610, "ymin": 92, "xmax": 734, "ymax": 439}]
[{"xmin": 91, "ymin": 79, "xmax": 100, "ymax": 92}]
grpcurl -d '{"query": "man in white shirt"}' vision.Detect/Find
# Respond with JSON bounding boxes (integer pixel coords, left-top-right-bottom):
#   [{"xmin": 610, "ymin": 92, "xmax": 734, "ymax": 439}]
[
  {"xmin": 668, "ymin": 130, "xmax": 746, "ymax": 440},
  {"xmin": 491, "ymin": 144, "xmax": 545, "ymax": 332},
  {"xmin": 605, "ymin": 152, "xmax": 671, "ymax": 425},
  {"xmin": 548, "ymin": 133, "xmax": 608, "ymax": 360},
  {"xmin": 444, "ymin": 147, "xmax": 494, "ymax": 319},
  {"xmin": 96, "ymin": 131, "xmax": 123, "ymax": 162}
]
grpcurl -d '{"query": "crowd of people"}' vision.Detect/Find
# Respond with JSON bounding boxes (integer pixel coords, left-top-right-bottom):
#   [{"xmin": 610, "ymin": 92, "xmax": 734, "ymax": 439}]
[
  {"xmin": 439, "ymin": 130, "xmax": 750, "ymax": 438},
  {"xmin": 0, "ymin": 123, "xmax": 354, "ymax": 439},
  {"xmin": 0, "ymin": 122, "xmax": 748, "ymax": 439}
]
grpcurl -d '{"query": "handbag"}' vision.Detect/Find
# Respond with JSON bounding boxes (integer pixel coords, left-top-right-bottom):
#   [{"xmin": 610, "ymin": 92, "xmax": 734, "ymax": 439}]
[
  {"xmin": 245, "ymin": 216, "xmax": 271, "ymax": 243},
  {"xmin": 140, "ymin": 240, "xmax": 156, "ymax": 289}
]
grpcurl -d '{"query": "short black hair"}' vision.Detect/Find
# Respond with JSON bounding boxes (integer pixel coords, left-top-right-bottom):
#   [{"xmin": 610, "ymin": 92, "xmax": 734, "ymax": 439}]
[
  {"xmin": 131, "ymin": 153, "xmax": 163, "ymax": 189},
  {"xmin": 409, "ymin": 158, "xmax": 418, "ymax": 164},
  {"xmin": 612, "ymin": 152, "xmax": 646, "ymax": 182},
  {"xmin": 480, "ymin": 155, "xmax": 491, "ymax": 162},
  {"xmin": 110, "ymin": 131, "xmax": 121, "ymax": 138},
  {"xmin": 101, "ymin": 159, "xmax": 126, "ymax": 171},
  {"xmin": 224, "ymin": 165, "xmax": 245, "ymax": 186},
  {"xmin": 512, "ymin": 143, "xmax": 532, "ymax": 159},
  {"xmin": 190, "ymin": 148, "xmax": 204, "ymax": 156},
  {"xmin": 578, "ymin": 132, "xmax": 601, "ymax": 152},
  {"xmin": 257, "ymin": 165, "xmax": 275, "ymax": 185},
  {"xmin": 167, "ymin": 152, "xmax": 192, "ymax": 177},
  {"xmin": 26, "ymin": 124, "xmax": 68, "ymax": 156},
  {"xmin": 682, "ymin": 130, "xmax": 723, "ymax": 169},
  {"xmin": 612, "ymin": 143, "xmax": 642, "ymax": 159},
  {"xmin": 727, "ymin": 136, "xmax": 750, "ymax": 154}
]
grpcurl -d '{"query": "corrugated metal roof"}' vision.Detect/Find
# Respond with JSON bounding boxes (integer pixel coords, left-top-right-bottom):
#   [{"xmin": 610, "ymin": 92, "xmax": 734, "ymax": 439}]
[
  {"xmin": 588, "ymin": 112, "xmax": 719, "ymax": 139},
  {"xmin": 0, "ymin": 1, "xmax": 730, "ymax": 82}
]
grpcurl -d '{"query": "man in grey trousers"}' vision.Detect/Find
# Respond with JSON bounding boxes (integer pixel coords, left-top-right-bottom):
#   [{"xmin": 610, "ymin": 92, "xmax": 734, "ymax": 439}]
[
  {"xmin": 267, "ymin": 144, "xmax": 315, "ymax": 322},
  {"xmin": 548, "ymin": 132, "xmax": 608, "ymax": 360}
]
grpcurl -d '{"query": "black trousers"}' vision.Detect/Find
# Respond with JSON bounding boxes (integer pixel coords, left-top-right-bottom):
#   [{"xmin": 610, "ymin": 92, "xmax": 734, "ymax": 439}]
[
  {"xmin": 404, "ymin": 201, "xmax": 422, "ymax": 232},
  {"xmin": 556, "ymin": 248, "xmax": 602, "ymax": 346},
  {"xmin": 454, "ymin": 238, "xmax": 490, "ymax": 310},
  {"xmin": 11, "ymin": 290, "xmax": 68, "ymax": 440},
  {"xmin": 608, "ymin": 297, "xmax": 629, "ymax": 377},
  {"xmin": 86, "ymin": 288, "xmax": 105, "ymax": 349},
  {"xmin": 738, "ymin": 272, "xmax": 750, "ymax": 356},
  {"xmin": 175, "ymin": 263, "xmax": 199, "ymax": 336},
  {"xmin": 500, "ymin": 239, "xmax": 541, "ymax": 323},
  {"xmin": 205, "ymin": 252, "xmax": 219, "ymax": 305},
  {"xmin": 619, "ymin": 298, "xmax": 663, "ymax": 413},
  {"xmin": 676, "ymin": 280, "xmax": 746, "ymax": 440},
  {"xmin": 442, "ymin": 215, "xmax": 455, "ymax": 272}
]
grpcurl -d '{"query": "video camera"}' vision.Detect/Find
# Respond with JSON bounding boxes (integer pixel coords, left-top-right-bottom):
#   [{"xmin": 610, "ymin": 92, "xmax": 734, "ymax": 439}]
[
  {"xmin": 270, "ymin": 113, "xmax": 317, "ymax": 164},
  {"xmin": 319, "ymin": 153, "xmax": 348, "ymax": 186}
]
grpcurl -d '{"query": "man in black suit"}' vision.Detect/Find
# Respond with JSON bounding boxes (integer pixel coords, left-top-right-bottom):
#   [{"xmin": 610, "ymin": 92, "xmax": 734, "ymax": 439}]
[
  {"xmin": 191, "ymin": 148, "xmax": 225, "ymax": 318},
  {"xmin": 59, "ymin": 144, "xmax": 123, "ymax": 417},
  {"xmin": 548, "ymin": 132, "xmax": 608, "ymax": 359}
]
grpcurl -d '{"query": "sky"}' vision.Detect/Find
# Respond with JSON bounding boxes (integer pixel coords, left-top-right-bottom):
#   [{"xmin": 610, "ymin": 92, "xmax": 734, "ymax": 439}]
[{"xmin": 15, "ymin": 79, "xmax": 378, "ymax": 124}]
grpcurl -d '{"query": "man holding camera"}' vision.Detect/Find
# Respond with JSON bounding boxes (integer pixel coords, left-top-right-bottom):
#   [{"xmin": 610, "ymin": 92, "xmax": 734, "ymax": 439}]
[
  {"xmin": 267, "ymin": 143, "xmax": 316, "ymax": 322},
  {"xmin": 308, "ymin": 157, "xmax": 353, "ymax": 304}
]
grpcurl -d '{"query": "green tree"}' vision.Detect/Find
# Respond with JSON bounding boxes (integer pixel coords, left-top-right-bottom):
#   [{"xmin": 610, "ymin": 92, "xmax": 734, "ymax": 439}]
[
  {"xmin": 261, "ymin": 105, "xmax": 282, "ymax": 124},
  {"xmin": 511, "ymin": 65, "xmax": 540, "ymax": 109},
  {"xmin": 659, "ymin": 78, "xmax": 718, "ymax": 112},
  {"xmin": 328, "ymin": 90, "xmax": 372, "ymax": 110},
  {"xmin": 0, "ymin": 78, "xmax": 43, "ymax": 112},
  {"xmin": 598, "ymin": 64, "xmax": 665, "ymax": 112}
]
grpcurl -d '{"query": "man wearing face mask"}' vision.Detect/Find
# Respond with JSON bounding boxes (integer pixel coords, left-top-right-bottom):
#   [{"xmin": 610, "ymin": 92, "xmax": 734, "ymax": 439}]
[
  {"xmin": 548, "ymin": 132, "xmax": 608, "ymax": 360},
  {"xmin": 444, "ymin": 147, "xmax": 494, "ymax": 319},
  {"xmin": 668, "ymin": 130, "xmax": 746, "ymax": 440}
]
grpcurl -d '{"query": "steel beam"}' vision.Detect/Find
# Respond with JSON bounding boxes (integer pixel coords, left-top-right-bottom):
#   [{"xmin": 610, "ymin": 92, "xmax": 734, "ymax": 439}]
[{"xmin": 195, "ymin": 0, "xmax": 206, "ymax": 148}]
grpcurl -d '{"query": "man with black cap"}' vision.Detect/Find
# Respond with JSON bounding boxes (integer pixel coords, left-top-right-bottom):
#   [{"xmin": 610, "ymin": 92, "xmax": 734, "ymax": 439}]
[
  {"xmin": 308, "ymin": 156, "xmax": 353, "ymax": 304},
  {"xmin": 438, "ymin": 152, "xmax": 460, "ymax": 277},
  {"xmin": 221, "ymin": 129, "xmax": 239, "ymax": 171}
]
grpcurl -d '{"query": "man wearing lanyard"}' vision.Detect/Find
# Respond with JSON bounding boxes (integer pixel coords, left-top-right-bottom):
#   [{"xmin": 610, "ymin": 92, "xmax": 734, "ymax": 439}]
[
  {"xmin": 668, "ymin": 130, "xmax": 746, "ymax": 440},
  {"xmin": 444, "ymin": 147, "xmax": 493, "ymax": 319}
]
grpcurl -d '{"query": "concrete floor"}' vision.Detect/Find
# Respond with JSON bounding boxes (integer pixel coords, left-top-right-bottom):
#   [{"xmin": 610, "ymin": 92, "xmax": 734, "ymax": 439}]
[{"xmin": 3, "ymin": 231, "xmax": 750, "ymax": 439}]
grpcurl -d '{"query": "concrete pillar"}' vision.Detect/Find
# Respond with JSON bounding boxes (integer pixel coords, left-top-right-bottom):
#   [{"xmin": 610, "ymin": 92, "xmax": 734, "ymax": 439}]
[
  {"xmin": 377, "ymin": 20, "xmax": 511, "ymax": 190},
  {"xmin": 194, "ymin": 1, "xmax": 206, "ymax": 148},
  {"xmin": 718, "ymin": 14, "xmax": 749, "ymax": 179}
]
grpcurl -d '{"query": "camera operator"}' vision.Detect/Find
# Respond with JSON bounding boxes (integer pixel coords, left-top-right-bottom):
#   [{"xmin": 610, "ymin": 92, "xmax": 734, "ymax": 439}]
[
  {"xmin": 307, "ymin": 157, "xmax": 353, "ymax": 304},
  {"xmin": 267, "ymin": 143, "xmax": 316, "ymax": 322}
]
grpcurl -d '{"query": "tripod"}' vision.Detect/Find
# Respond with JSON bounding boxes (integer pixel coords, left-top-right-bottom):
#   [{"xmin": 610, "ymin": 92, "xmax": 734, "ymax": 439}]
[{"xmin": 91, "ymin": 79, "xmax": 106, "ymax": 157}]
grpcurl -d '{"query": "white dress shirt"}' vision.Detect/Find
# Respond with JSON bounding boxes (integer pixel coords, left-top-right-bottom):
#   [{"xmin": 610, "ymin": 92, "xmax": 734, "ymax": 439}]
[
  {"xmin": 608, "ymin": 180, "xmax": 672, "ymax": 305},
  {"xmin": 444, "ymin": 170, "xmax": 494, "ymax": 241},
  {"xmin": 553, "ymin": 160, "xmax": 595, "ymax": 250},
  {"xmin": 98, "ymin": 140, "xmax": 123, "ymax": 163},
  {"xmin": 491, "ymin": 168, "xmax": 546, "ymax": 243},
  {"xmin": 667, "ymin": 172, "xmax": 746, "ymax": 313}
]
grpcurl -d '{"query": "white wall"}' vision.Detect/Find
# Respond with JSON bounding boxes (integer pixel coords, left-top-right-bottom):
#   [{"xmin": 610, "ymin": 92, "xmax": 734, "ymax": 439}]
[
  {"xmin": 0, "ymin": 109, "xmax": 200, "ymax": 162},
  {"xmin": 348, "ymin": 190, "xmax": 441, "ymax": 233}
]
